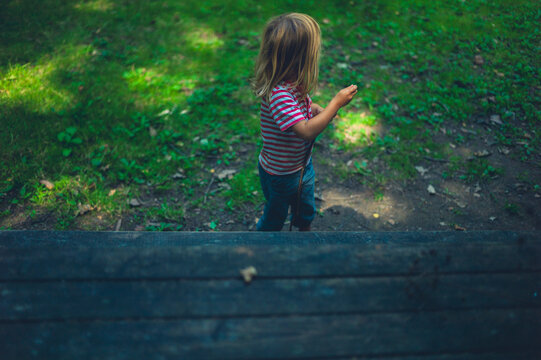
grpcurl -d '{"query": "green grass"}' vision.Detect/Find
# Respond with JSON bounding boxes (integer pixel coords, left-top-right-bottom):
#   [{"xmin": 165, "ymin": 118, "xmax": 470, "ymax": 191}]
[{"xmin": 1, "ymin": 0, "xmax": 539, "ymax": 228}]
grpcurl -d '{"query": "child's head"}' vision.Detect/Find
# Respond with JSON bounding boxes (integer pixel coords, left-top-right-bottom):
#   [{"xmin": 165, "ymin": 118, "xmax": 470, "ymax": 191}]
[{"xmin": 253, "ymin": 13, "xmax": 321, "ymax": 101}]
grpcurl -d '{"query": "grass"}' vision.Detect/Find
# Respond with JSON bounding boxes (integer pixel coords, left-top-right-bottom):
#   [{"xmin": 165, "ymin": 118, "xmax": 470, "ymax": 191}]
[{"xmin": 1, "ymin": 0, "xmax": 539, "ymax": 229}]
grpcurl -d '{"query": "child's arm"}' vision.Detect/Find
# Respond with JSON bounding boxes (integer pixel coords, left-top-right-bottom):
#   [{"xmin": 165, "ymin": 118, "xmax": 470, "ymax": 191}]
[{"xmin": 293, "ymin": 85, "xmax": 357, "ymax": 141}]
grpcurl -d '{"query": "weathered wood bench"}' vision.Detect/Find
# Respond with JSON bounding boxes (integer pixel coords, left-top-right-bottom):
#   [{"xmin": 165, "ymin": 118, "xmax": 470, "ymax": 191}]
[{"xmin": 0, "ymin": 230, "xmax": 540, "ymax": 359}]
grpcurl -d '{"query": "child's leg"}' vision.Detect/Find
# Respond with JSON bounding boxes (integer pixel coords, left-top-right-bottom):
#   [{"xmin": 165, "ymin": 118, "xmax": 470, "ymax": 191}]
[
  {"xmin": 290, "ymin": 159, "xmax": 316, "ymax": 230},
  {"xmin": 256, "ymin": 163, "xmax": 292, "ymax": 231}
]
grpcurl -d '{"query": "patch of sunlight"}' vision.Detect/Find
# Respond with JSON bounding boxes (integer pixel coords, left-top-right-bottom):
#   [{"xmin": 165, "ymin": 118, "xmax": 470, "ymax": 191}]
[
  {"xmin": 74, "ymin": 0, "xmax": 114, "ymax": 12},
  {"xmin": 29, "ymin": 174, "xmax": 120, "ymax": 214},
  {"xmin": 320, "ymin": 187, "xmax": 409, "ymax": 228},
  {"xmin": 122, "ymin": 66, "xmax": 197, "ymax": 107},
  {"xmin": 0, "ymin": 44, "xmax": 95, "ymax": 114},
  {"xmin": 333, "ymin": 111, "xmax": 382, "ymax": 147},
  {"xmin": 184, "ymin": 26, "xmax": 224, "ymax": 52},
  {"xmin": 0, "ymin": 63, "xmax": 74, "ymax": 114}
]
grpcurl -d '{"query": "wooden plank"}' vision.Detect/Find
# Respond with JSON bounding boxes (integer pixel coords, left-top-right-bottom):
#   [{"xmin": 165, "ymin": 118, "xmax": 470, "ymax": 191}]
[
  {"xmin": 330, "ymin": 355, "xmax": 539, "ymax": 360},
  {"xmin": 1, "ymin": 230, "xmax": 537, "ymax": 247},
  {"xmin": 0, "ymin": 231, "xmax": 539, "ymax": 280},
  {"xmin": 1, "ymin": 308, "xmax": 539, "ymax": 360},
  {"xmin": 1, "ymin": 273, "xmax": 539, "ymax": 321}
]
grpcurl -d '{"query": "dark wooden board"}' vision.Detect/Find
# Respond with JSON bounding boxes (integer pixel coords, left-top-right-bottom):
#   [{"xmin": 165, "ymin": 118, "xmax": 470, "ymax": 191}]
[
  {"xmin": 1, "ymin": 308, "xmax": 539, "ymax": 360},
  {"xmin": 1, "ymin": 231, "xmax": 540, "ymax": 359},
  {"xmin": 1, "ymin": 231, "xmax": 539, "ymax": 280},
  {"xmin": 1, "ymin": 273, "xmax": 539, "ymax": 321}
]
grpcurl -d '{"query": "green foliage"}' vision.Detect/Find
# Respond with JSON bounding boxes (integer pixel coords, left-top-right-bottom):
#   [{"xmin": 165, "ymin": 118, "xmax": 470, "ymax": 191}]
[{"xmin": 0, "ymin": 0, "xmax": 538, "ymax": 228}]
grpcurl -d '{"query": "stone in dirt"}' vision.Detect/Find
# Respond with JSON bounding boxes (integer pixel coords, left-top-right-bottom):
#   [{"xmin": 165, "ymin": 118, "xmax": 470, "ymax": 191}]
[
  {"xmin": 129, "ymin": 198, "xmax": 142, "ymax": 207},
  {"xmin": 217, "ymin": 169, "xmax": 237, "ymax": 180},
  {"xmin": 490, "ymin": 114, "xmax": 503, "ymax": 125}
]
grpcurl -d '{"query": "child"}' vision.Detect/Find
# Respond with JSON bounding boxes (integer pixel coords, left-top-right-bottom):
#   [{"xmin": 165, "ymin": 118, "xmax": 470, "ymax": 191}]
[{"xmin": 253, "ymin": 13, "xmax": 357, "ymax": 231}]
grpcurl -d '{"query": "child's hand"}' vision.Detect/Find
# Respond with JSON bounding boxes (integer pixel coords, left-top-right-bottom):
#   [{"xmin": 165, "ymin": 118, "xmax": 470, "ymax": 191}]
[
  {"xmin": 332, "ymin": 84, "xmax": 358, "ymax": 108},
  {"xmin": 311, "ymin": 103, "xmax": 324, "ymax": 116}
]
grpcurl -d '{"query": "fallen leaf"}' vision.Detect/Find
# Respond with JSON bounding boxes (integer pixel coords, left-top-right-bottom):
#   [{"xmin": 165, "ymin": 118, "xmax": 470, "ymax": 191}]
[
  {"xmin": 129, "ymin": 198, "xmax": 141, "ymax": 207},
  {"xmin": 454, "ymin": 224, "xmax": 466, "ymax": 231},
  {"xmin": 373, "ymin": 213, "xmax": 379, "ymax": 219},
  {"xmin": 157, "ymin": 109, "xmax": 171, "ymax": 117},
  {"xmin": 474, "ymin": 150, "xmax": 490, "ymax": 157},
  {"xmin": 387, "ymin": 219, "xmax": 395, "ymax": 225},
  {"xmin": 172, "ymin": 172, "xmax": 185, "ymax": 179},
  {"xmin": 498, "ymin": 147, "xmax": 510, "ymax": 155},
  {"xmin": 427, "ymin": 185, "xmax": 436, "ymax": 195},
  {"xmin": 474, "ymin": 55, "xmax": 484, "ymax": 65},
  {"xmin": 240, "ymin": 266, "xmax": 257, "ymax": 283},
  {"xmin": 76, "ymin": 203, "xmax": 93, "ymax": 216},
  {"xmin": 415, "ymin": 166, "xmax": 428, "ymax": 176},
  {"xmin": 108, "ymin": 189, "xmax": 116, "ymax": 196},
  {"xmin": 217, "ymin": 169, "xmax": 237, "ymax": 180},
  {"xmin": 39, "ymin": 180, "xmax": 54, "ymax": 190},
  {"xmin": 490, "ymin": 115, "xmax": 503, "ymax": 125},
  {"xmin": 489, "ymin": 216, "xmax": 497, "ymax": 221}
]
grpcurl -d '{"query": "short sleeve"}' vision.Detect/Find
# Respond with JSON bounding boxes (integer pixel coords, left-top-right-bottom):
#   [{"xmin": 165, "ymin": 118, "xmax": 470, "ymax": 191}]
[{"xmin": 269, "ymin": 89, "xmax": 307, "ymax": 131}]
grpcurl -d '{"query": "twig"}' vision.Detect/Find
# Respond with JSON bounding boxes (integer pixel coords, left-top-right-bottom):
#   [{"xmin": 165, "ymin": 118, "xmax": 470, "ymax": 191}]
[
  {"xmin": 434, "ymin": 100, "xmax": 449, "ymax": 113},
  {"xmin": 424, "ymin": 156, "xmax": 448, "ymax": 163},
  {"xmin": 203, "ymin": 176, "xmax": 215, "ymax": 203},
  {"xmin": 115, "ymin": 218, "xmax": 122, "ymax": 231}
]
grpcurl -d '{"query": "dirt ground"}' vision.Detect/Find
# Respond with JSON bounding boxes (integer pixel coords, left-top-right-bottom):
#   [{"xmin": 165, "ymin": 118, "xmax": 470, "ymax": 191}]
[{"xmin": 4, "ymin": 120, "xmax": 540, "ymax": 232}]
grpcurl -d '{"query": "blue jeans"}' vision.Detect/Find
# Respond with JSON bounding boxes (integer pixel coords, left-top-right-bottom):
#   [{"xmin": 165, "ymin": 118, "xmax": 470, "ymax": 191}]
[{"xmin": 256, "ymin": 159, "xmax": 316, "ymax": 231}]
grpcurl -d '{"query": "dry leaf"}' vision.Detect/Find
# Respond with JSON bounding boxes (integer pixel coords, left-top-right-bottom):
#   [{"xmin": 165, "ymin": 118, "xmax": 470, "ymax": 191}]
[
  {"xmin": 240, "ymin": 266, "xmax": 257, "ymax": 283},
  {"xmin": 474, "ymin": 150, "xmax": 490, "ymax": 157},
  {"xmin": 373, "ymin": 213, "xmax": 379, "ymax": 219},
  {"xmin": 39, "ymin": 179, "xmax": 54, "ymax": 190},
  {"xmin": 217, "ymin": 169, "xmax": 237, "ymax": 180},
  {"xmin": 415, "ymin": 166, "xmax": 428, "ymax": 176},
  {"xmin": 76, "ymin": 203, "xmax": 93, "ymax": 216},
  {"xmin": 474, "ymin": 55, "xmax": 484, "ymax": 65},
  {"xmin": 490, "ymin": 115, "xmax": 503, "ymax": 125},
  {"xmin": 108, "ymin": 189, "xmax": 116, "ymax": 196},
  {"xmin": 454, "ymin": 224, "xmax": 466, "ymax": 231},
  {"xmin": 129, "ymin": 198, "xmax": 141, "ymax": 207}
]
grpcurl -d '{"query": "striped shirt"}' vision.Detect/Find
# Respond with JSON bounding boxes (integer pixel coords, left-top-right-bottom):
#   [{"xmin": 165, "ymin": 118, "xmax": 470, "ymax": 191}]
[{"xmin": 258, "ymin": 82, "xmax": 313, "ymax": 176}]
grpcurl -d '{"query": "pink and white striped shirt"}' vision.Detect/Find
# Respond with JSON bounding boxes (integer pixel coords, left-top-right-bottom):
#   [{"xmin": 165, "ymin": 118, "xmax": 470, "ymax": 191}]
[{"xmin": 258, "ymin": 82, "xmax": 313, "ymax": 176}]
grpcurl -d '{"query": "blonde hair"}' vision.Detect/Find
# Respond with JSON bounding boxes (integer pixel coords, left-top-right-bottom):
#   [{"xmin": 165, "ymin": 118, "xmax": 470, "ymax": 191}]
[{"xmin": 253, "ymin": 13, "xmax": 321, "ymax": 101}]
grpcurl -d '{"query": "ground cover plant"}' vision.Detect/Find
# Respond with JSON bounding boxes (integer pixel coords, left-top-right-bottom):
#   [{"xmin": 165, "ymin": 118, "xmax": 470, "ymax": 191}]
[{"xmin": 1, "ymin": 0, "xmax": 539, "ymax": 231}]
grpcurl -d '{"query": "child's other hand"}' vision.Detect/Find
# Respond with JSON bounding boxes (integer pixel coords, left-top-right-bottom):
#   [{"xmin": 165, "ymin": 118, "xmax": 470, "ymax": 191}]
[
  {"xmin": 311, "ymin": 103, "xmax": 324, "ymax": 116},
  {"xmin": 332, "ymin": 84, "xmax": 358, "ymax": 108}
]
